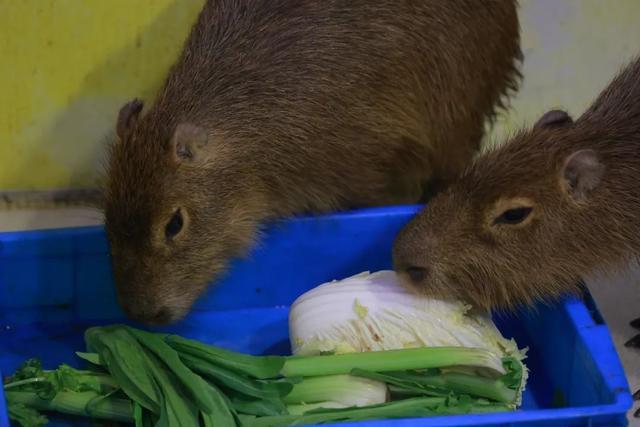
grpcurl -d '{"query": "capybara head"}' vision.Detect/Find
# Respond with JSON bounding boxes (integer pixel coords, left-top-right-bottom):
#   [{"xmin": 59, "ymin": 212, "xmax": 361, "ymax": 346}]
[
  {"xmin": 104, "ymin": 100, "xmax": 263, "ymax": 325},
  {"xmin": 392, "ymin": 110, "xmax": 612, "ymax": 310}
]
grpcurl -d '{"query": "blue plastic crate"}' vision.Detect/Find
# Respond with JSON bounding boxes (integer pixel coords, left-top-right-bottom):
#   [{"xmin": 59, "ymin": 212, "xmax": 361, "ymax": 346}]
[{"xmin": 0, "ymin": 205, "xmax": 633, "ymax": 426}]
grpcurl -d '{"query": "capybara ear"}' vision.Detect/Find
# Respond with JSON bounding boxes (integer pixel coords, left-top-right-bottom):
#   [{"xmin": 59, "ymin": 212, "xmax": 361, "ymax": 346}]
[
  {"xmin": 534, "ymin": 109, "xmax": 573, "ymax": 129},
  {"xmin": 171, "ymin": 123, "xmax": 210, "ymax": 163},
  {"xmin": 561, "ymin": 149, "xmax": 604, "ymax": 202},
  {"xmin": 116, "ymin": 99, "xmax": 144, "ymax": 141}
]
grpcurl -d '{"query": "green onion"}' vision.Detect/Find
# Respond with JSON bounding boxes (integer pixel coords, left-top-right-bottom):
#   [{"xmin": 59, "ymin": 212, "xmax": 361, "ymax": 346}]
[
  {"xmin": 283, "ymin": 374, "xmax": 387, "ymax": 407},
  {"xmin": 5, "ymin": 325, "xmax": 526, "ymax": 426}
]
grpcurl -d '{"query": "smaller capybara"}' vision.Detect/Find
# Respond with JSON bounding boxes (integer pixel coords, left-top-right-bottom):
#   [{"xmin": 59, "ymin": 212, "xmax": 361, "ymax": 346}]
[
  {"xmin": 392, "ymin": 56, "xmax": 640, "ymax": 377},
  {"xmin": 104, "ymin": 0, "xmax": 522, "ymax": 325}
]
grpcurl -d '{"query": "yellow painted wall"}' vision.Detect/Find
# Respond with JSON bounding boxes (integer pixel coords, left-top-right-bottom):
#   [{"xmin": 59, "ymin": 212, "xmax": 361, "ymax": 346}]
[
  {"xmin": 1, "ymin": 0, "xmax": 640, "ymax": 190},
  {"xmin": 0, "ymin": 0, "xmax": 205, "ymax": 190}
]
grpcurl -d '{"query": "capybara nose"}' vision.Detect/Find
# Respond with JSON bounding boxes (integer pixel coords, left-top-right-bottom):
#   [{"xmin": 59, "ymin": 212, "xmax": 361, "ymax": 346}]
[
  {"xmin": 121, "ymin": 302, "xmax": 174, "ymax": 326},
  {"xmin": 404, "ymin": 266, "xmax": 429, "ymax": 284},
  {"xmin": 147, "ymin": 307, "xmax": 174, "ymax": 325}
]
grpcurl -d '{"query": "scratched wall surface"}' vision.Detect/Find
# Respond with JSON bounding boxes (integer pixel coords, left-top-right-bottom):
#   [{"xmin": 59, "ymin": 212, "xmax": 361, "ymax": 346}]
[
  {"xmin": 1, "ymin": 0, "xmax": 640, "ymax": 190},
  {"xmin": 486, "ymin": 0, "xmax": 640, "ymax": 148}
]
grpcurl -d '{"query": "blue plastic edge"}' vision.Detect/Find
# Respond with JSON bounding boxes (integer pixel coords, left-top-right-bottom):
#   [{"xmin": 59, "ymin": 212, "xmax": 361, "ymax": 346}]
[
  {"xmin": 0, "ymin": 382, "xmax": 7, "ymax": 427},
  {"xmin": 0, "ymin": 204, "xmax": 421, "ymax": 240}
]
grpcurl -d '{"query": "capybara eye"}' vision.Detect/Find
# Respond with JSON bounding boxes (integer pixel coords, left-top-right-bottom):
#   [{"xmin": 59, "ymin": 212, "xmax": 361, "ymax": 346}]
[
  {"xmin": 494, "ymin": 207, "xmax": 533, "ymax": 225},
  {"xmin": 165, "ymin": 209, "xmax": 184, "ymax": 239}
]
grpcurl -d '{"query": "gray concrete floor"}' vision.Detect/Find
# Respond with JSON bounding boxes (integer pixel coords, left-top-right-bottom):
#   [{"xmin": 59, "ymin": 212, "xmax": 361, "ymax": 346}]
[{"xmin": 0, "ymin": 208, "xmax": 638, "ymax": 424}]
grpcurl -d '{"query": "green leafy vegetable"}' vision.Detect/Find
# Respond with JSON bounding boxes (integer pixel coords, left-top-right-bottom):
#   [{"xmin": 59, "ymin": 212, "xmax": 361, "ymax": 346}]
[
  {"xmin": 179, "ymin": 352, "xmax": 292, "ymax": 400},
  {"xmin": 4, "ymin": 324, "xmax": 526, "ymax": 426},
  {"xmin": 165, "ymin": 334, "xmax": 285, "ymax": 379},
  {"xmin": 85, "ymin": 326, "xmax": 163, "ymax": 414},
  {"xmin": 126, "ymin": 327, "xmax": 218, "ymax": 414},
  {"xmin": 247, "ymin": 396, "xmax": 510, "ymax": 427},
  {"xmin": 7, "ymin": 403, "xmax": 48, "ymax": 427},
  {"xmin": 5, "ymin": 390, "xmax": 134, "ymax": 423},
  {"xmin": 86, "ymin": 325, "xmax": 236, "ymax": 426},
  {"xmin": 231, "ymin": 397, "xmax": 289, "ymax": 417},
  {"xmin": 351, "ymin": 369, "xmax": 516, "ymax": 404},
  {"xmin": 75, "ymin": 352, "xmax": 103, "ymax": 367}
]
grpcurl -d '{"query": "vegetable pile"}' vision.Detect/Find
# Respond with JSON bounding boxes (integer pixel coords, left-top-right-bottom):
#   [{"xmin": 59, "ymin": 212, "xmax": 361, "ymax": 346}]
[{"xmin": 3, "ymin": 271, "xmax": 528, "ymax": 426}]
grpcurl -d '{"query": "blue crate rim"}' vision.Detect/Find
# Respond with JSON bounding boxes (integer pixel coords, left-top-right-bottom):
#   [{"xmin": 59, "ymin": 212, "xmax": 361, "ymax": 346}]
[{"xmin": 0, "ymin": 204, "xmax": 426, "ymax": 241}]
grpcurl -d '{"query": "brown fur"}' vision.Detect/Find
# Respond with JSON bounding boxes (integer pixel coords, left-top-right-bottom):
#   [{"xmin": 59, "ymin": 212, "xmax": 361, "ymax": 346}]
[
  {"xmin": 393, "ymin": 55, "xmax": 640, "ymax": 310},
  {"xmin": 104, "ymin": 0, "xmax": 522, "ymax": 325}
]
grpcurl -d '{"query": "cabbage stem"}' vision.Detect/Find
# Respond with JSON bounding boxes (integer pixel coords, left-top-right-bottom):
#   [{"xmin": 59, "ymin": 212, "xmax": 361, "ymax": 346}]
[
  {"xmin": 5, "ymin": 390, "xmax": 134, "ymax": 422},
  {"xmin": 285, "ymin": 401, "xmax": 348, "ymax": 415},
  {"xmin": 352, "ymin": 369, "xmax": 517, "ymax": 404},
  {"xmin": 281, "ymin": 347, "xmax": 505, "ymax": 378},
  {"xmin": 252, "ymin": 397, "xmax": 449, "ymax": 427},
  {"xmin": 283, "ymin": 374, "xmax": 387, "ymax": 407},
  {"xmin": 425, "ymin": 372, "xmax": 516, "ymax": 403}
]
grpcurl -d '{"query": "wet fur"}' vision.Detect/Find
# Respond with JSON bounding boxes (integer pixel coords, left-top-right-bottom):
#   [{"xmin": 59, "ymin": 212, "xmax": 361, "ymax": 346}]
[
  {"xmin": 393, "ymin": 55, "xmax": 640, "ymax": 310},
  {"xmin": 105, "ymin": 0, "xmax": 522, "ymax": 324}
]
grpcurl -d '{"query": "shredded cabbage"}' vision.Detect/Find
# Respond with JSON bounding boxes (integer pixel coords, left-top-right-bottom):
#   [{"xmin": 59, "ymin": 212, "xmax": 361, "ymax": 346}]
[{"xmin": 290, "ymin": 271, "xmax": 524, "ymax": 359}]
